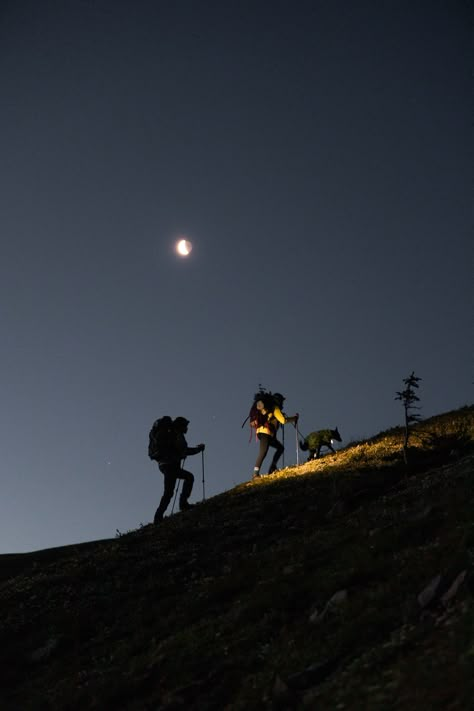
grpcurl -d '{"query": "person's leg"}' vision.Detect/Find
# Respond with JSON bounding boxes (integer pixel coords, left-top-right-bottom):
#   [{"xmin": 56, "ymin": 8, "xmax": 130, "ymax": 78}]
[
  {"xmin": 177, "ymin": 468, "xmax": 195, "ymax": 510},
  {"xmin": 268, "ymin": 437, "xmax": 284, "ymax": 473},
  {"xmin": 253, "ymin": 434, "xmax": 270, "ymax": 478},
  {"xmin": 154, "ymin": 463, "xmax": 178, "ymax": 522}
]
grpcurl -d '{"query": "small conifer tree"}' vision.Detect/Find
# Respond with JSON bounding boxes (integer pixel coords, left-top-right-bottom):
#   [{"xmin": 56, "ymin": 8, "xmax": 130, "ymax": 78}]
[{"xmin": 395, "ymin": 371, "xmax": 422, "ymax": 461}]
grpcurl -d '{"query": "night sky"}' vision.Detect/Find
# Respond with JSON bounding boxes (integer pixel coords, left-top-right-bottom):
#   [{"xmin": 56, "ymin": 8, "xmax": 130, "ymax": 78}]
[{"xmin": 1, "ymin": 1, "xmax": 472, "ymax": 553}]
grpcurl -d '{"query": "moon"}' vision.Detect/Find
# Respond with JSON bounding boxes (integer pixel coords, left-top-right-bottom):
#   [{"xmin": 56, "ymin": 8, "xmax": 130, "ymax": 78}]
[{"xmin": 176, "ymin": 238, "xmax": 192, "ymax": 256}]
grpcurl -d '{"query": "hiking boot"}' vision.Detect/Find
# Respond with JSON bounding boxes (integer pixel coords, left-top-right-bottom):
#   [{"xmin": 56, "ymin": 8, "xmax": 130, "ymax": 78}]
[
  {"xmin": 252, "ymin": 467, "xmax": 261, "ymax": 480},
  {"xmin": 179, "ymin": 501, "xmax": 194, "ymax": 511},
  {"xmin": 153, "ymin": 512, "xmax": 164, "ymax": 524}
]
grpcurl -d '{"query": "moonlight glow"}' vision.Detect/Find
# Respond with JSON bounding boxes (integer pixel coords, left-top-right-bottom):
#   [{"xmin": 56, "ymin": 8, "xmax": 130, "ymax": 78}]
[{"xmin": 176, "ymin": 239, "xmax": 192, "ymax": 256}]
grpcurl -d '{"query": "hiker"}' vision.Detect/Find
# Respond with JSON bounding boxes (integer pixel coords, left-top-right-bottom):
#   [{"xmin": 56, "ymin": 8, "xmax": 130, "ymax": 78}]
[
  {"xmin": 151, "ymin": 416, "xmax": 205, "ymax": 523},
  {"xmin": 250, "ymin": 391, "xmax": 298, "ymax": 479}
]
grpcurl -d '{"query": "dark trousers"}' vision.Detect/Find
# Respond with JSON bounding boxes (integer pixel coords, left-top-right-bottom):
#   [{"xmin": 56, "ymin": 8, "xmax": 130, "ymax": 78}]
[
  {"xmin": 255, "ymin": 433, "xmax": 284, "ymax": 474},
  {"xmin": 154, "ymin": 461, "xmax": 194, "ymax": 522}
]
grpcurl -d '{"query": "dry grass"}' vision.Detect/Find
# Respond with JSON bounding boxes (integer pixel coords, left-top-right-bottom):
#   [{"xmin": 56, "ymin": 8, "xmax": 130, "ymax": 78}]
[{"xmin": 0, "ymin": 405, "xmax": 473, "ymax": 710}]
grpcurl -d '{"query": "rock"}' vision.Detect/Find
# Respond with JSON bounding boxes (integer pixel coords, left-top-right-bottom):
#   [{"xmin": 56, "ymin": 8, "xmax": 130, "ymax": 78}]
[
  {"xmin": 328, "ymin": 590, "xmax": 348, "ymax": 607},
  {"xmin": 417, "ymin": 574, "xmax": 442, "ymax": 609},
  {"xmin": 310, "ymin": 590, "xmax": 348, "ymax": 624},
  {"xmin": 287, "ymin": 658, "xmax": 339, "ymax": 690},
  {"xmin": 441, "ymin": 570, "xmax": 467, "ymax": 606},
  {"xmin": 30, "ymin": 636, "xmax": 59, "ymax": 662}
]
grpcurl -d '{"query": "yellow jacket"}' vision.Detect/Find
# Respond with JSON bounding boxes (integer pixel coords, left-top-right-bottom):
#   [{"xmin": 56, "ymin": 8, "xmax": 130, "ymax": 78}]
[{"xmin": 256, "ymin": 405, "xmax": 290, "ymax": 437}]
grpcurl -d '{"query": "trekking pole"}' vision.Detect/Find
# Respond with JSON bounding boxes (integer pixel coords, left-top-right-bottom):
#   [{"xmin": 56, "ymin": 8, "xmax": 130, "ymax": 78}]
[
  {"xmin": 171, "ymin": 480, "xmax": 181, "ymax": 515},
  {"xmin": 201, "ymin": 449, "xmax": 206, "ymax": 501},
  {"xmin": 171, "ymin": 456, "xmax": 186, "ymax": 514},
  {"xmin": 295, "ymin": 421, "xmax": 300, "ymax": 466},
  {"xmin": 282, "ymin": 426, "xmax": 285, "ymax": 468}
]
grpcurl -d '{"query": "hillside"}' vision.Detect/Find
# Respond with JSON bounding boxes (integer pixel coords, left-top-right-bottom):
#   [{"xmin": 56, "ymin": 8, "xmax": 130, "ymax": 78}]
[{"xmin": 1, "ymin": 406, "xmax": 473, "ymax": 710}]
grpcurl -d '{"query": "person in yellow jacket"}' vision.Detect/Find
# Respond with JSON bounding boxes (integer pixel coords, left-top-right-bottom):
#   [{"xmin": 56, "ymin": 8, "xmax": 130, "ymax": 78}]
[{"xmin": 252, "ymin": 392, "xmax": 298, "ymax": 479}]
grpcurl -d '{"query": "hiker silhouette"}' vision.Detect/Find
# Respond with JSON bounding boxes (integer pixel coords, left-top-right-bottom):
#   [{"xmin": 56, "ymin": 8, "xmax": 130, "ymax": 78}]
[{"xmin": 151, "ymin": 416, "xmax": 205, "ymax": 523}]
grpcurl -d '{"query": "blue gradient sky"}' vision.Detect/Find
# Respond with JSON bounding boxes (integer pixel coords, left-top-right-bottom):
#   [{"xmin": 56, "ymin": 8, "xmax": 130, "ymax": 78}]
[{"xmin": 1, "ymin": 0, "xmax": 472, "ymax": 553}]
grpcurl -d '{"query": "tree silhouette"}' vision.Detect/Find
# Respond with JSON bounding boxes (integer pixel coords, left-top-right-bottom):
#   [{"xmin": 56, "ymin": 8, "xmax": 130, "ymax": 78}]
[{"xmin": 395, "ymin": 371, "xmax": 422, "ymax": 462}]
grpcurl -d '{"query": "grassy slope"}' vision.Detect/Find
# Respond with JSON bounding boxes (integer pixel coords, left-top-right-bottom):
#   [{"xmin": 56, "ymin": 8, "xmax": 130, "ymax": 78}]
[{"xmin": 1, "ymin": 406, "xmax": 473, "ymax": 710}]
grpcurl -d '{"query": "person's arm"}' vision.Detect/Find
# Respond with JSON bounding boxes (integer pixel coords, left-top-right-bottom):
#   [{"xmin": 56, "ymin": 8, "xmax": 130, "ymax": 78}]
[
  {"xmin": 186, "ymin": 443, "xmax": 205, "ymax": 456},
  {"xmin": 274, "ymin": 406, "xmax": 298, "ymax": 425}
]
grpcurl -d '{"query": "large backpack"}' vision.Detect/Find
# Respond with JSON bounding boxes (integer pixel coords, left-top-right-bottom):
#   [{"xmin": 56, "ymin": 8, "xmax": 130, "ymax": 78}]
[
  {"xmin": 148, "ymin": 416, "xmax": 175, "ymax": 461},
  {"xmin": 242, "ymin": 388, "xmax": 284, "ymax": 432}
]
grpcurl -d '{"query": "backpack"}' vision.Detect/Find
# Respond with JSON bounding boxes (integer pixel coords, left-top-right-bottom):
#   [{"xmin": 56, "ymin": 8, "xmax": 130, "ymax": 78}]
[{"xmin": 148, "ymin": 416, "xmax": 175, "ymax": 461}]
